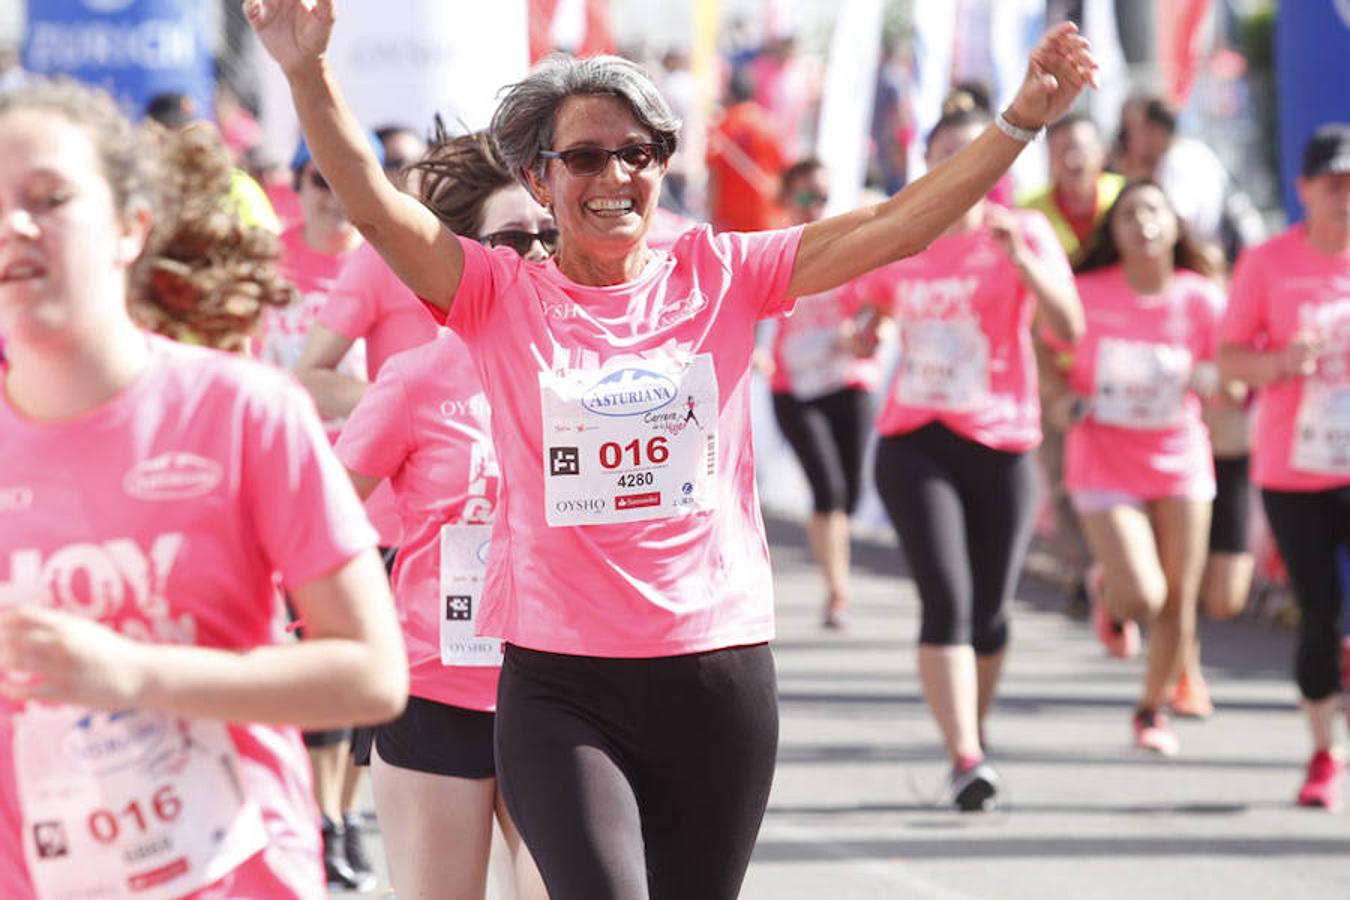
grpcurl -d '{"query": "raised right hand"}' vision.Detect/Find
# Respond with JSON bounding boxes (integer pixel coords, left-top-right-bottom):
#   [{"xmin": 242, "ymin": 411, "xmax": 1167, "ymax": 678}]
[{"xmin": 243, "ymin": 0, "xmax": 335, "ymax": 75}]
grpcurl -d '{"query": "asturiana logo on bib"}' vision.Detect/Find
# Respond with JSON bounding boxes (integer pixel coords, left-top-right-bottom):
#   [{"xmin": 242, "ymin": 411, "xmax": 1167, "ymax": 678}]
[
  {"xmin": 123, "ymin": 453, "xmax": 223, "ymax": 501},
  {"xmin": 63, "ymin": 710, "xmax": 171, "ymax": 776},
  {"xmin": 582, "ymin": 368, "xmax": 678, "ymax": 417}
]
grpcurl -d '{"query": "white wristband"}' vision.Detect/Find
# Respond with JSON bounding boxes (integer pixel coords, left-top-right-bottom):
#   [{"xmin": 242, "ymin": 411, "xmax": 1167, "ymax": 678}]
[{"xmin": 995, "ymin": 111, "xmax": 1042, "ymax": 143}]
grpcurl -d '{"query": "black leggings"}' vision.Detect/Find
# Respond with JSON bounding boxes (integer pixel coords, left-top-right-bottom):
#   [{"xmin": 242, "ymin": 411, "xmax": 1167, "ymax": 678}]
[
  {"xmin": 771, "ymin": 387, "xmax": 868, "ymax": 514},
  {"xmin": 495, "ymin": 643, "xmax": 779, "ymax": 900},
  {"xmin": 1261, "ymin": 487, "xmax": 1350, "ymax": 700},
  {"xmin": 874, "ymin": 422, "xmax": 1039, "ymax": 653}
]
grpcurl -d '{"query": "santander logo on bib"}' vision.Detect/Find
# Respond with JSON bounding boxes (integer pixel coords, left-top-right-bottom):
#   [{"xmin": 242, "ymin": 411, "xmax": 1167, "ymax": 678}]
[
  {"xmin": 123, "ymin": 453, "xmax": 224, "ymax": 501},
  {"xmin": 582, "ymin": 368, "xmax": 678, "ymax": 417}
]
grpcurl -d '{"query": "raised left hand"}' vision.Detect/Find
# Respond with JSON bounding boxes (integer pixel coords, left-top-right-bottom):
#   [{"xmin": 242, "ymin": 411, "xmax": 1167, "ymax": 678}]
[
  {"xmin": 985, "ymin": 204, "xmax": 1028, "ymax": 266},
  {"xmin": 0, "ymin": 606, "xmax": 149, "ymax": 709},
  {"xmin": 1006, "ymin": 22, "xmax": 1099, "ymax": 130}
]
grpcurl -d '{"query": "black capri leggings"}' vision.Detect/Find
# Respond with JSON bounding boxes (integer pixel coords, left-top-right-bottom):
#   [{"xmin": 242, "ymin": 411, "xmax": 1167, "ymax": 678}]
[
  {"xmin": 1261, "ymin": 486, "xmax": 1350, "ymax": 701},
  {"xmin": 771, "ymin": 387, "xmax": 868, "ymax": 514},
  {"xmin": 495, "ymin": 642, "xmax": 779, "ymax": 900},
  {"xmin": 874, "ymin": 422, "xmax": 1039, "ymax": 653}
]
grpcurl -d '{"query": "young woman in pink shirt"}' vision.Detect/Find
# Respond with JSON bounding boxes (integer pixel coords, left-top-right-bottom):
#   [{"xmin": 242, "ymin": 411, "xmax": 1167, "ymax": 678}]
[
  {"xmin": 768, "ymin": 159, "xmax": 885, "ymax": 629},
  {"xmin": 249, "ymin": 1, "xmax": 1096, "ymax": 893},
  {"xmin": 1061, "ymin": 180, "xmax": 1226, "ymax": 757},
  {"xmin": 0, "ymin": 77, "xmax": 406, "ymax": 899},
  {"xmin": 849, "ymin": 107, "xmax": 1082, "ymax": 811},
  {"xmin": 1218, "ymin": 124, "xmax": 1350, "ymax": 811},
  {"xmin": 335, "ymin": 131, "xmax": 550, "ymax": 900}
]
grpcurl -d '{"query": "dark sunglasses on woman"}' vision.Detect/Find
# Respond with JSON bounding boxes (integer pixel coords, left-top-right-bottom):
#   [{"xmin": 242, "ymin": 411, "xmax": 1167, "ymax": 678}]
[
  {"xmin": 479, "ymin": 228, "xmax": 560, "ymax": 256},
  {"xmin": 539, "ymin": 142, "xmax": 665, "ymax": 177}
]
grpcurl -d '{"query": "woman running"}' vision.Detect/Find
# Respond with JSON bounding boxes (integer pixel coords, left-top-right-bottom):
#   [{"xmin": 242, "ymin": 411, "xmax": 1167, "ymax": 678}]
[
  {"xmin": 248, "ymin": 1, "xmax": 1095, "ymax": 893},
  {"xmin": 335, "ymin": 131, "xmax": 550, "ymax": 900},
  {"xmin": 1062, "ymin": 179, "xmax": 1226, "ymax": 756},
  {"xmin": 768, "ymin": 158, "xmax": 884, "ymax": 628},
  {"xmin": 0, "ymin": 77, "xmax": 405, "ymax": 898},
  {"xmin": 1218, "ymin": 123, "xmax": 1350, "ymax": 810},
  {"xmin": 850, "ymin": 107, "xmax": 1082, "ymax": 810}
]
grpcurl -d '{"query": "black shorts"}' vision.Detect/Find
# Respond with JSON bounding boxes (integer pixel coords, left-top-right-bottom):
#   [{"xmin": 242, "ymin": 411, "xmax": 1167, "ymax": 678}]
[
  {"xmin": 364, "ymin": 694, "xmax": 497, "ymax": 779},
  {"xmin": 302, "ymin": 727, "xmax": 350, "ymax": 749},
  {"xmin": 1209, "ymin": 455, "xmax": 1251, "ymax": 554}
]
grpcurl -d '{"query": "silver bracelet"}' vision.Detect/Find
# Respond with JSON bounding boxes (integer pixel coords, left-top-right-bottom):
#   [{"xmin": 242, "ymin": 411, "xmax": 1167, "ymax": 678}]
[{"xmin": 995, "ymin": 111, "xmax": 1042, "ymax": 143}]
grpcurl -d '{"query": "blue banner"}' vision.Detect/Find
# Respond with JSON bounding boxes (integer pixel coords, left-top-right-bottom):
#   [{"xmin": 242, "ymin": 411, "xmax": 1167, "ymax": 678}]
[
  {"xmin": 1275, "ymin": 2, "xmax": 1350, "ymax": 222},
  {"xmin": 22, "ymin": 0, "xmax": 214, "ymax": 122}
]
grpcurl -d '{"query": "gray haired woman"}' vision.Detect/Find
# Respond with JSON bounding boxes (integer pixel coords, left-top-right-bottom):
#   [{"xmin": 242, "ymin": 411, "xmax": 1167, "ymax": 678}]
[{"xmin": 247, "ymin": 1, "xmax": 1096, "ymax": 896}]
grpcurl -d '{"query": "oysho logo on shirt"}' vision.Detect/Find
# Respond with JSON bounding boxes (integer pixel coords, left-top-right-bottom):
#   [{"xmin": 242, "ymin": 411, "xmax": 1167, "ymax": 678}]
[
  {"xmin": 582, "ymin": 368, "xmax": 678, "ymax": 417},
  {"xmin": 0, "ymin": 486, "xmax": 33, "ymax": 512},
  {"xmin": 123, "ymin": 453, "xmax": 223, "ymax": 501}
]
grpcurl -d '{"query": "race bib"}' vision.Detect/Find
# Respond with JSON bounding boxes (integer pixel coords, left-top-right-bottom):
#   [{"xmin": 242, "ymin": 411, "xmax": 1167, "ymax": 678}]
[
  {"xmin": 1091, "ymin": 338, "xmax": 1191, "ymax": 430},
  {"xmin": 438, "ymin": 522, "xmax": 502, "ymax": 666},
  {"xmin": 541, "ymin": 353, "xmax": 719, "ymax": 526},
  {"xmin": 15, "ymin": 705, "xmax": 267, "ymax": 900},
  {"xmin": 1292, "ymin": 382, "xmax": 1350, "ymax": 475},
  {"xmin": 781, "ymin": 326, "xmax": 853, "ymax": 401},
  {"xmin": 897, "ymin": 318, "xmax": 989, "ymax": 411}
]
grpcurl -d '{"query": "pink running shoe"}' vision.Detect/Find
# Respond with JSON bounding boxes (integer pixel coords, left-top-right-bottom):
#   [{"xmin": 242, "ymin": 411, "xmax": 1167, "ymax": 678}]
[
  {"xmin": 1089, "ymin": 568, "xmax": 1140, "ymax": 659},
  {"xmin": 1133, "ymin": 710, "xmax": 1179, "ymax": 756},
  {"xmin": 1297, "ymin": 750, "xmax": 1345, "ymax": 811}
]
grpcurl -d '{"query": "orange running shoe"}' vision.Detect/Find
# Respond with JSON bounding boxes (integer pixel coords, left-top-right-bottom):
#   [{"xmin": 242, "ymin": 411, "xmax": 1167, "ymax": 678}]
[{"xmin": 1170, "ymin": 673, "xmax": 1215, "ymax": 719}]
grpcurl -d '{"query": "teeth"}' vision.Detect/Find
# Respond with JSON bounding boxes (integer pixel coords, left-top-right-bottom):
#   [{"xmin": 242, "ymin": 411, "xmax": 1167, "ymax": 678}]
[
  {"xmin": 586, "ymin": 198, "xmax": 634, "ymax": 212},
  {"xmin": 1, "ymin": 264, "xmax": 41, "ymax": 282}
]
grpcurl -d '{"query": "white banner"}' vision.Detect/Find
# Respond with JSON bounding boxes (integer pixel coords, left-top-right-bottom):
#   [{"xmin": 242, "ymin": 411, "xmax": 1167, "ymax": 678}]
[
  {"xmin": 907, "ymin": 0, "xmax": 957, "ymax": 182},
  {"xmin": 258, "ymin": 1, "xmax": 530, "ymax": 159},
  {"xmin": 815, "ymin": 0, "xmax": 883, "ymax": 216}
]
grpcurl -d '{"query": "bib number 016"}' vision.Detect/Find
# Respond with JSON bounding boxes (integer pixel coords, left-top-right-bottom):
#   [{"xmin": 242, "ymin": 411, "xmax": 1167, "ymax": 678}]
[
  {"xmin": 598, "ymin": 436, "xmax": 669, "ymax": 470},
  {"xmin": 88, "ymin": 785, "xmax": 183, "ymax": 844}
]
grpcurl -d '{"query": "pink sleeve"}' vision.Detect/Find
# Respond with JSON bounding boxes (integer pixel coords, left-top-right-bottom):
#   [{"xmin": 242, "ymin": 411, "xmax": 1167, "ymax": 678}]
[
  {"xmin": 1020, "ymin": 210, "xmax": 1074, "ymax": 284},
  {"xmin": 317, "ymin": 246, "xmax": 381, "ymax": 341},
  {"xmin": 243, "ymin": 373, "xmax": 377, "ymax": 589},
  {"xmin": 1194, "ymin": 277, "xmax": 1227, "ymax": 361},
  {"xmin": 1220, "ymin": 246, "xmax": 1268, "ymax": 349},
  {"xmin": 446, "ymin": 237, "xmax": 510, "ymax": 339},
  {"xmin": 335, "ymin": 356, "xmax": 416, "ymax": 481},
  {"xmin": 716, "ymin": 226, "xmax": 804, "ymax": 319}
]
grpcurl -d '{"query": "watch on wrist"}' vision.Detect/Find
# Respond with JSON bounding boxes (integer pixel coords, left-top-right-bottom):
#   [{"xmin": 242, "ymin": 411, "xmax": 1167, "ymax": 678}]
[{"xmin": 995, "ymin": 110, "xmax": 1043, "ymax": 143}]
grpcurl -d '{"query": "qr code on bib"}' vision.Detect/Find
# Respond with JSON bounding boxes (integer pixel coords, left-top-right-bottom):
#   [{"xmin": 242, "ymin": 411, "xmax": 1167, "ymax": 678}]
[{"xmin": 446, "ymin": 595, "xmax": 473, "ymax": 621}]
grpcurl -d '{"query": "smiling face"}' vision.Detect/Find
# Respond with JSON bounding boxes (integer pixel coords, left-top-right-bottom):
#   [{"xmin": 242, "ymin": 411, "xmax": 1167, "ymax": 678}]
[
  {"xmin": 0, "ymin": 108, "xmax": 149, "ymax": 349},
  {"xmin": 1048, "ymin": 120, "xmax": 1105, "ymax": 198},
  {"xmin": 478, "ymin": 183, "xmax": 556, "ymax": 262},
  {"xmin": 525, "ymin": 94, "xmax": 663, "ymax": 264},
  {"xmin": 1109, "ymin": 183, "xmax": 1179, "ymax": 264}
]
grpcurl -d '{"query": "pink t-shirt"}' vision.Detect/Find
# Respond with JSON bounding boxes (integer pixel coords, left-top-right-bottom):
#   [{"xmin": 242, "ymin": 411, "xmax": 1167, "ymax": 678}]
[
  {"xmin": 259, "ymin": 227, "xmax": 401, "ymax": 545},
  {"xmin": 336, "ymin": 331, "xmax": 501, "ymax": 711},
  {"xmin": 438, "ymin": 224, "xmax": 802, "ymax": 657},
  {"xmin": 1063, "ymin": 267, "xmax": 1222, "ymax": 498},
  {"xmin": 768, "ymin": 286, "xmax": 882, "ymax": 399},
  {"xmin": 0, "ymin": 337, "xmax": 376, "ymax": 899},
  {"xmin": 1222, "ymin": 226, "xmax": 1350, "ymax": 491},
  {"xmin": 317, "ymin": 241, "xmax": 439, "ymax": 380},
  {"xmin": 848, "ymin": 210, "xmax": 1068, "ymax": 451}
]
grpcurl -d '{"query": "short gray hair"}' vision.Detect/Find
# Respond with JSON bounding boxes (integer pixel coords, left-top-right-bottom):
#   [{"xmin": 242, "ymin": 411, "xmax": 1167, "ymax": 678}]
[{"xmin": 491, "ymin": 54, "xmax": 680, "ymax": 184}]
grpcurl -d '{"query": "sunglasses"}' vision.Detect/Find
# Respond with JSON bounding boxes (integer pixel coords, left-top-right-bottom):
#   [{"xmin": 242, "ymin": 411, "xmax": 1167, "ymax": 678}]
[
  {"xmin": 307, "ymin": 169, "xmax": 331, "ymax": 192},
  {"xmin": 479, "ymin": 228, "xmax": 560, "ymax": 256},
  {"xmin": 793, "ymin": 190, "xmax": 828, "ymax": 207},
  {"xmin": 539, "ymin": 142, "xmax": 664, "ymax": 177}
]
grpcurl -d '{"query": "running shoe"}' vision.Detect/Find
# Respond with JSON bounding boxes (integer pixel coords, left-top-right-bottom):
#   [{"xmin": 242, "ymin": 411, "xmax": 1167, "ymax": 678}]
[
  {"xmin": 1170, "ymin": 672, "xmax": 1214, "ymax": 719},
  {"xmin": 1133, "ymin": 709, "xmax": 1180, "ymax": 756},
  {"xmin": 1297, "ymin": 750, "xmax": 1345, "ymax": 812},
  {"xmin": 948, "ymin": 758, "xmax": 1001, "ymax": 812},
  {"xmin": 1089, "ymin": 568, "xmax": 1139, "ymax": 659},
  {"xmin": 342, "ymin": 812, "xmax": 375, "ymax": 881},
  {"xmin": 321, "ymin": 816, "xmax": 376, "ymax": 893}
]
